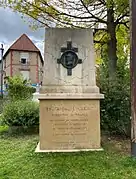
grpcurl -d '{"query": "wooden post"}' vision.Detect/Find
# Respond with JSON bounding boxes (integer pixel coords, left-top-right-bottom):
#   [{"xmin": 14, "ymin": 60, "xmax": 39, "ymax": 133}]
[
  {"xmin": 130, "ymin": 0, "xmax": 136, "ymax": 157},
  {"xmin": 0, "ymin": 44, "xmax": 4, "ymax": 98}
]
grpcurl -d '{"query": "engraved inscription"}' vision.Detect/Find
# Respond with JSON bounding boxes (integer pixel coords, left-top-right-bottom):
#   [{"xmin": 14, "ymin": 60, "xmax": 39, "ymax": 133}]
[
  {"xmin": 46, "ymin": 104, "xmax": 96, "ymax": 112},
  {"xmin": 44, "ymin": 104, "xmax": 97, "ymax": 144}
]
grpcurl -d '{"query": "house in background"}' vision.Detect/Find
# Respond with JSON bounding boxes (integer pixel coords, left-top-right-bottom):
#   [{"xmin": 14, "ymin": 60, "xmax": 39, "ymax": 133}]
[{"xmin": 2, "ymin": 34, "xmax": 44, "ymax": 87}]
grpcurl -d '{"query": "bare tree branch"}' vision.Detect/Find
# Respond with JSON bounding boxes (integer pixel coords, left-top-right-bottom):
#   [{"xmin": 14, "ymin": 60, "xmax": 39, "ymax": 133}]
[
  {"xmin": 80, "ymin": 0, "xmax": 107, "ymax": 24},
  {"xmin": 115, "ymin": 12, "xmax": 129, "ymax": 25}
]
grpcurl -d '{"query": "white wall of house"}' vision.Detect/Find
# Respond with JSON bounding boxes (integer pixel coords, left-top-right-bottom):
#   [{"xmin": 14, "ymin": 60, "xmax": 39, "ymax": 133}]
[{"xmin": 20, "ymin": 70, "xmax": 30, "ymax": 80}]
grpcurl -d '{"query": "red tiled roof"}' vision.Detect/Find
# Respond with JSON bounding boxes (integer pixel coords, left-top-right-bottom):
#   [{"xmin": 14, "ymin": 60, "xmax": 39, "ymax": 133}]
[
  {"xmin": 9, "ymin": 34, "xmax": 40, "ymax": 52},
  {"xmin": 3, "ymin": 34, "xmax": 44, "ymax": 64}
]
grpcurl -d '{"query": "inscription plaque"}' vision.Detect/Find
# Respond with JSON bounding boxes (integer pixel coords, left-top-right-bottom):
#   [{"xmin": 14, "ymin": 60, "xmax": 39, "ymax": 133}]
[{"xmin": 40, "ymin": 100, "xmax": 101, "ymax": 150}]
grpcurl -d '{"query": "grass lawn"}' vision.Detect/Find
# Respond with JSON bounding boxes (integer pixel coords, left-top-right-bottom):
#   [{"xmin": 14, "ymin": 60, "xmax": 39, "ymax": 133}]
[{"xmin": 0, "ymin": 128, "xmax": 136, "ymax": 179}]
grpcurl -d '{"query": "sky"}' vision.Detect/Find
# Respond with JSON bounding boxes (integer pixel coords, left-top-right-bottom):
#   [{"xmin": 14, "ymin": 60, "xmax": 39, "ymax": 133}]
[{"xmin": 0, "ymin": 7, "xmax": 44, "ymax": 56}]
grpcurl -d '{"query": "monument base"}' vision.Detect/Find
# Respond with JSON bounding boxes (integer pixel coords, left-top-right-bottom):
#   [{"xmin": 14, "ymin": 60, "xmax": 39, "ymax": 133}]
[
  {"xmin": 40, "ymin": 85, "xmax": 100, "ymax": 94},
  {"xmin": 35, "ymin": 142, "xmax": 103, "ymax": 153},
  {"xmin": 37, "ymin": 93, "xmax": 104, "ymax": 152}
]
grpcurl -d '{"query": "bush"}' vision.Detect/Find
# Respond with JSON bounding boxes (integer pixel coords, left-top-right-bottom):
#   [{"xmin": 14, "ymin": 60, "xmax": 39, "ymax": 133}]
[
  {"xmin": 1, "ymin": 100, "xmax": 39, "ymax": 127},
  {"xmin": 97, "ymin": 64, "xmax": 131, "ymax": 137},
  {"xmin": 0, "ymin": 96, "xmax": 9, "ymax": 114},
  {"xmin": 5, "ymin": 76, "xmax": 36, "ymax": 101},
  {"xmin": 0, "ymin": 96, "xmax": 3, "ymax": 114}
]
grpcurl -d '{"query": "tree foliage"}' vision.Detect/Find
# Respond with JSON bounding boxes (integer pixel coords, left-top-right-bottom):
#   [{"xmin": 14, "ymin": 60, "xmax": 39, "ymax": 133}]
[
  {"xmin": 95, "ymin": 23, "xmax": 130, "ymax": 73},
  {"xmin": 2, "ymin": 0, "xmax": 129, "ymax": 28},
  {"xmin": 1, "ymin": 0, "xmax": 129, "ymax": 76}
]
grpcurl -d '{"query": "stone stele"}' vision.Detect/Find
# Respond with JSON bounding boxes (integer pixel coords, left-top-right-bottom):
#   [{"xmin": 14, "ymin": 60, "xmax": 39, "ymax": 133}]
[{"xmin": 36, "ymin": 28, "xmax": 104, "ymax": 152}]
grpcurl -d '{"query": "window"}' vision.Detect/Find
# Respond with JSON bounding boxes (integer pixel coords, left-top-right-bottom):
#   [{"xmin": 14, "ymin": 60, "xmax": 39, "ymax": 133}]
[
  {"xmin": 20, "ymin": 52, "xmax": 29, "ymax": 64},
  {"xmin": 21, "ymin": 58, "xmax": 27, "ymax": 64}
]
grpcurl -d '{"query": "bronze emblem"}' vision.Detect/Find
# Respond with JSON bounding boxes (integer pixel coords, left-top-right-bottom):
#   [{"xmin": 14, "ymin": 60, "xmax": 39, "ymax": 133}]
[{"xmin": 57, "ymin": 41, "xmax": 82, "ymax": 75}]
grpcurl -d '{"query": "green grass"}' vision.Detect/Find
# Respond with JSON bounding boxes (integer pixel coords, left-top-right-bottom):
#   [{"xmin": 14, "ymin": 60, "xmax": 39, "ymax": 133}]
[{"xmin": 0, "ymin": 128, "xmax": 135, "ymax": 179}]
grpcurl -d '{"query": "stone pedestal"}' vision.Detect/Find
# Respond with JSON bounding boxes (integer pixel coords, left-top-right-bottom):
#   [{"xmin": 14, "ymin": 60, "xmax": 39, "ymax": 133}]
[
  {"xmin": 36, "ymin": 94, "xmax": 103, "ymax": 152},
  {"xmin": 36, "ymin": 28, "xmax": 104, "ymax": 152}
]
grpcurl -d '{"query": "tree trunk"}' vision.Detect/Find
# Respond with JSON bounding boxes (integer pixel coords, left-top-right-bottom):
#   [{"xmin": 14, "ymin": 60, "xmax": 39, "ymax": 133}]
[{"xmin": 107, "ymin": 7, "xmax": 117, "ymax": 77}]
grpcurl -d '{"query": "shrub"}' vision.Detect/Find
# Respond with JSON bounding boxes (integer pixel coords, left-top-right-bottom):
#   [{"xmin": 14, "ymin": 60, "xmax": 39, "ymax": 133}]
[
  {"xmin": 0, "ymin": 96, "xmax": 9, "ymax": 114},
  {"xmin": 5, "ymin": 76, "xmax": 36, "ymax": 101},
  {"xmin": 97, "ymin": 64, "xmax": 131, "ymax": 137},
  {"xmin": 0, "ymin": 96, "xmax": 3, "ymax": 114},
  {"xmin": 1, "ymin": 100, "xmax": 39, "ymax": 127}
]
